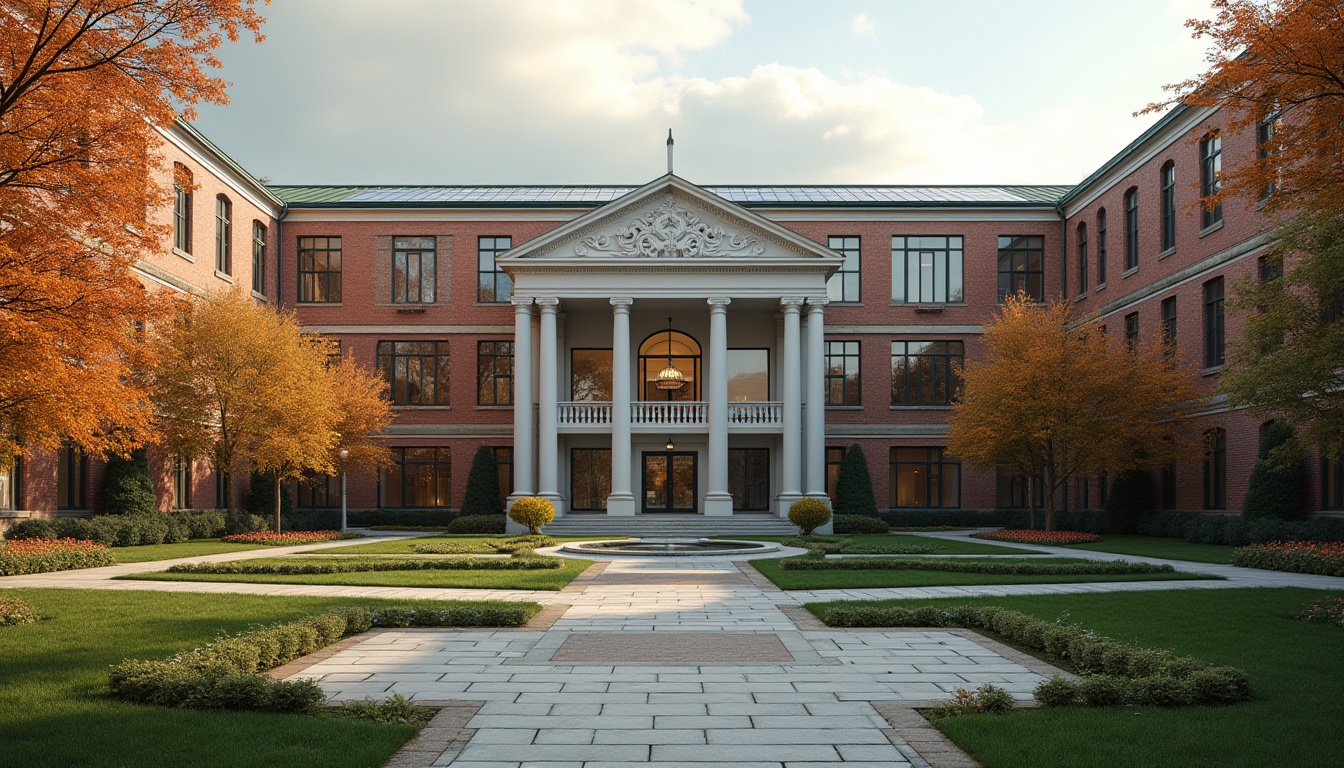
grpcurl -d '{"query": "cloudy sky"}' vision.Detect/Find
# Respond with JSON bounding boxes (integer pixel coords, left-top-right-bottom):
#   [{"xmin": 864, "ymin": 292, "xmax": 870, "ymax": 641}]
[{"xmin": 192, "ymin": 0, "xmax": 1217, "ymax": 187}]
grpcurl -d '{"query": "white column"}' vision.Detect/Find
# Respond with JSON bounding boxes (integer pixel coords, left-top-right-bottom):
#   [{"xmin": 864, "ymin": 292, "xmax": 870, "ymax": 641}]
[
  {"xmin": 607, "ymin": 297, "xmax": 635, "ymax": 515},
  {"xmin": 536, "ymin": 297, "xmax": 562, "ymax": 514},
  {"xmin": 778, "ymin": 297, "xmax": 805, "ymax": 516},
  {"xmin": 804, "ymin": 298, "xmax": 830, "ymax": 504},
  {"xmin": 508, "ymin": 298, "xmax": 534, "ymax": 504},
  {"xmin": 705, "ymin": 297, "xmax": 733, "ymax": 516}
]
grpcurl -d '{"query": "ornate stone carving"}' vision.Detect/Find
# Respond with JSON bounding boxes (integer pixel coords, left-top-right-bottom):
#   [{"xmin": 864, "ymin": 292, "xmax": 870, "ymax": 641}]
[{"xmin": 574, "ymin": 197, "xmax": 765, "ymax": 259}]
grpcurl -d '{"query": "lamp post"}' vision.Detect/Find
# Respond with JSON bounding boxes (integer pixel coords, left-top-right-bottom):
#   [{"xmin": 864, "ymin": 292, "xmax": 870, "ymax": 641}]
[{"xmin": 339, "ymin": 448, "xmax": 349, "ymax": 534}]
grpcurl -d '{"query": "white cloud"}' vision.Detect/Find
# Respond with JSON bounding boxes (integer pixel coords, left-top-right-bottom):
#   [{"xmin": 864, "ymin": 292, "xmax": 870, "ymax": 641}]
[{"xmin": 851, "ymin": 12, "xmax": 879, "ymax": 38}]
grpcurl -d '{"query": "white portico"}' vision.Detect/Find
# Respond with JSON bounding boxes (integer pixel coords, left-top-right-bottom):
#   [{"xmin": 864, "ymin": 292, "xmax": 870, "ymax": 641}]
[{"xmin": 500, "ymin": 175, "xmax": 842, "ymax": 519}]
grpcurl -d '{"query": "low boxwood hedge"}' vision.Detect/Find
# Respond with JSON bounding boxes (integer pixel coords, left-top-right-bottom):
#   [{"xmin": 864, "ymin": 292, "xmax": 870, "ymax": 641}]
[
  {"xmin": 412, "ymin": 535, "xmax": 556, "ymax": 555},
  {"xmin": 166, "ymin": 554, "xmax": 564, "ymax": 575},
  {"xmin": 817, "ymin": 604, "xmax": 1250, "ymax": 708},
  {"xmin": 446, "ymin": 514, "xmax": 507, "ymax": 534},
  {"xmin": 833, "ymin": 514, "xmax": 889, "ymax": 534},
  {"xmin": 779, "ymin": 557, "xmax": 1176, "ymax": 575},
  {"xmin": 783, "ymin": 536, "xmax": 940, "ymax": 556},
  {"xmin": 5, "ymin": 510, "xmax": 227, "ymax": 547}
]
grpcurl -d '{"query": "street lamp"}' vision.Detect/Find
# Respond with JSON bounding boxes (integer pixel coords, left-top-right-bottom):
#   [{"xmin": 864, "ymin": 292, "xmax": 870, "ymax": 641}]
[{"xmin": 339, "ymin": 448, "xmax": 349, "ymax": 534}]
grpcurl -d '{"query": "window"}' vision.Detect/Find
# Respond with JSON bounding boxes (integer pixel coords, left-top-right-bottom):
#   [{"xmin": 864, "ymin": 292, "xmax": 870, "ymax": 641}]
[
  {"xmin": 1161, "ymin": 162, "xmax": 1176, "ymax": 252},
  {"xmin": 1073, "ymin": 477, "xmax": 1090, "ymax": 510},
  {"xmin": 727, "ymin": 349, "xmax": 769, "ymax": 402},
  {"xmin": 1160, "ymin": 463, "xmax": 1177, "ymax": 509},
  {"xmin": 1204, "ymin": 277, "xmax": 1225, "ymax": 368},
  {"xmin": 1124, "ymin": 187, "xmax": 1139, "ymax": 271},
  {"xmin": 827, "ymin": 236, "xmax": 860, "ymax": 303},
  {"xmin": 1076, "ymin": 223, "xmax": 1088, "ymax": 294},
  {"xmin": 173, "ymin": 164, "xmax": 192, "ymax": 253},
  {"xmin": 392, "ymin": 236, "xmax": 436, "ymax": 304},
  {"xmin": 892, "ymin": 341, "xmax": 964, "ymax": 406},
  {"xmin": 824, "ymin": 341, "xmax": 861, "ymax": 406},
  {"xmin": 826, "ymin": 447, "xmax": 845, "ymax": 502},
  {"xmin": 251, "ymin": 221, "xmax": 266, "ymax": 294},
  {"xmin": 570, "ymin": 448, "xmax": 611, "ymax": 511},
  {"xmin": 1203, "ymin": 428, "xmax": 1227, "ymax": 510},
  {"xmin": 892, "ymin": 236, "xmax": 964, "ymax": 304},
  {"xmin": 997, "ymin": 236, "xmax": 1044, "ymax": 301},
  {"xmin": 477, "ymin": 236, "xmax": 513, "ymax": 303},
  {"xmin": 1124, "ymin": 312, "xmax": 1140, "ymax": 348},
  {"xmin": 493, "ymin": 447, "xmax": 513, "ymax": 505},
  {"xmin": 477, "ymin": 341, "xmax": 513, "ymax": 406},
  {"xmin": 1258, "ymin": 111, "xmax": 1280, "ymax": 199},
  {"xmin": 377, "ymin": 341, "xmax": 451, "ymax": 406},
  {"xmin": 173, "ymin": 458, "xmax": 191, "ymax": 509},
  {"xmin": 728, "ymin": 448, "xmax": 770, "ymax": 511},
  {"xmin": 571, "ymin": 349, "xmax": 613, "ymax": 401},
  {"xmin": 298, "ymin": 236, "xmax": 342, "ymax": 303},
  {"xmin": 1258, "ymin": 255, "xmax": 1282, "ymax": 284},
  {"xmin": 640, "ymin": 331, "xmax": 699, "ymax": 401},
  {"xmin": 889, "ymin": 448, "xmax": 960, "ymax": 508},
  {"xmin": 1097, "ymin": 209, "xmax": 1108, "ymax": 284},
  {"xmin": 214, "ymin": 467, "xmax": 227, "ymax": 509},
  {"xmin": 1161, "ymin": 297, "xmax": 1177, "ymax": 355},
  {"xmin": 299, "ymin": 475, "xmax": 340, "ymax": 508},
  {"xmin": 0, "ymin": 457, "xmax": 20, "ymax": 511},
  {"xmin": 57, "ymin": 444, "xmax": 87, "ymax": 509},
  {"xmin": 1324, "ymin": 458, "xmax": 1343, "ymax": 510},
  {"xmin": 1201, "ymin": 133, "xmax": 1223, "ymax": 228},
  {"xmin": 1098, "ymin": 473, "xmax": 1109, "ymax": 507},
  {"xmin": 997, "ymin": 470, "xmax": 1043, "ymax": 509},
  {"xmin": 214, "ymin": 196, "xmax": 232, "ymax": 275},
  {"xmin": 382, "ymin": 447, "xmax": 450, "ymax": 508}
]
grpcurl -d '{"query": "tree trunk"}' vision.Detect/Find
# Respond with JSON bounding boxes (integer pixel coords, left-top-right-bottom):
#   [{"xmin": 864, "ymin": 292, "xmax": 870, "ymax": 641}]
[
  {"xmin": 1027, "ymin": 475, "xmax": 1037, "ymax": 530},
  {"xmin": 274, "ymin": 472, "xmax": 282, "ymax": 533},
  {"xmin": 1043, "ymin": 468, "xmax": 1057, "ymax": 531}
]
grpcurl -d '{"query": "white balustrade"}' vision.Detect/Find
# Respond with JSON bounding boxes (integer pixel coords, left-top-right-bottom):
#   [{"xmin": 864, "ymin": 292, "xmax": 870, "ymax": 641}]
[
  {"xmin": 557, "ymin": 401, "xmax": 784, "ymax": 429},
  {"xmin": 557, "ymin": 402, "xmax": 612, "ymax": 427},
  {"xmin": 728, "ymin": 401, "xmax": 783, "ymax": 426},
  {"xmin": 631, "ymin": 401, "xmax": 707, "ymax": 427}
]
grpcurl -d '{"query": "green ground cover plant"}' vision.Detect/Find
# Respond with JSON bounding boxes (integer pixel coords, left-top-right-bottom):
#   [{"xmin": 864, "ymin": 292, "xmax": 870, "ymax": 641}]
[
  {"xmin": 804, "ymin": 588, "xmax": 1342, "ymax": 768},
  {"xmin": 750, "ymin": 557, "xmax": 1212, "ymax": 590},
  {"xmin": 111, "ymin": 538, "xmax": 271, "ymax": 563},
  {"xmin": 1066, "ymin": 534, "xmax": 1237, "ymax": 564},
  {"xmin": 327, "ymin": 534, "xmax": 619, "ymax": 555},
  {"xmin": 412, "ymin": 535, "xmax": 556, "ymax": 554},
  {"xmin": 778, "ymin": 556, "xmax": 1179, "ymax": 576},
  {"xmin": 0, "ymin": 538, "xmax": 116, "ymax": 575},
  {"xmin": 161, "ymin": 555, "xmax": 564, "ymax": 575},
  {"xmin": 720, "ymin": 533, "xmax": 1034, "ymax": 555},
  {"xmin": 783, "ymin": 535, "xmax": 939, "ymax": 555},
  {"xmin": 126, "ymin": 557, "xmax": 593, "ymax": 590}
]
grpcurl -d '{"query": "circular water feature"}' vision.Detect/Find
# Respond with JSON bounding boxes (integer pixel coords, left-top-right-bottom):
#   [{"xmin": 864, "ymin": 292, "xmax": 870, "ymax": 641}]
[{"xmin": 560, "ymin": 538, "xmax": 779, "ymax": 557}]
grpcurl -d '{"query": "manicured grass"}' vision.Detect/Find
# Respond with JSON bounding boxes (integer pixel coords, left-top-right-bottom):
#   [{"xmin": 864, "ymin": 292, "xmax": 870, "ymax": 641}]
[
  {"xmin": 123, "ymin": 557, "xmax": 593, "ymax": 590},
  {"xmin": 1066, "ymin": 534, "xmax": 1237, "ymax": 564},
  {"xmin": 804, "ymin": 588, "xmax": 1344, "ymax": 768},
  {"xmin": 750, "ymin": 557, "xmax": 1215, "ymax": 590},
  {"xmin": 111, "ymin": 538, "xmax": 271, "ymax": 563},
  {"xmin": 721, "ymin": 533, "xmax": 1036, "ymax": 555},
  {"xmin": 325, "ymin": 534, "xmax": 622, "ymax": 555},
  {"xmin": 0, "ymin": 588, "xmax": 493, "ymax": 767}
]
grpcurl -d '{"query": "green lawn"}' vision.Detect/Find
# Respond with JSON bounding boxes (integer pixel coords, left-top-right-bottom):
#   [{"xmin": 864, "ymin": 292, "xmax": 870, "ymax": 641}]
[
  {"xmin": 327, "ymin": 534, "xmax": 621, "ymax": 555},
  {"xmin": 804, "ymin": 588, "xmax": 1344, "ymax": 768},
  {"xmin": 721, "ymin": 533, "xmax": 1035, "ymax": 555},
  {"xmin": 1065, "ymin": 534, "xmax": 1237, "ymax": 564},
  {"xmin": 0, "ymin": 589, "xmax": 478, "ymax": 767},
  {"xmin": 750, "ymin": 557, "xmax": 1216, "ymax": 590},
  {"xmin": 111, "ymin": 538, "xmax": 271, "ymax": 563},
  {"xmin": 122, "ymin": 557, "xmax": 593, "ymax": 590}
]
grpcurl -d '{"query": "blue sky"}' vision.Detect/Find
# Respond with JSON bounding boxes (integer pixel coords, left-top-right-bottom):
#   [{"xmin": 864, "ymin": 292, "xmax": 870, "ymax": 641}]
[{"xmin": 193, "ymin": 0, "xmax": 1214, "ymax": 186}]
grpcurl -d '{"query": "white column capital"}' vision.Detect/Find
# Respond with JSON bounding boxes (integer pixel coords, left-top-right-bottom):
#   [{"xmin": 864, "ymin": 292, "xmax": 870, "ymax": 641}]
[
  {"xmin": 806, "ymin": 297, "xmax": 829, "ymax": 311},
  {"xmin": 536, "ymin": 297, "xmax": 560, "ymax": 310},
  {"xmin": 511, "ymin": 297, "xmax": 533, "ymax": 310},
  {"xmin": 780, "ymin": 297, "xmax": 805, "ymax": 312},
  {"xmin": 707, "ymin": 296, "xmax": 732, "ymax": 311},
  {"xmin": 610, "ymin": 297, "xmax": 634, "ymax": 311}
]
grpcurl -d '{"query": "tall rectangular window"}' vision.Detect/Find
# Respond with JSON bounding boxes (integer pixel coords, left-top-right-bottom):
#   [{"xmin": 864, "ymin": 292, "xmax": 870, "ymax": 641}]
[
  {"xmin": 298, "ymin": 236, "xmax": 342, "ymax": 303},
  {"xmin": 892, "ymin": 236, "xmax": 963, "ymax": 304},
  {"xmin": 728, "ymin": 448, "xmax": 770, "ymax": 511},
  {"xmin": 377, "ymin": 340, "xmax": 451, "ymax": 406},
  {"xmin": 1076, "ymin": 224, "xmax": 1088, "ymax": 294},
  {"xmin": 392, "ymin": 236, "xmax": 436, "ymax": 304},
  {"xmin": 215, "ymin": 196, "xmax": 232, "ymax": 275},
  {"xmin": 381, "ymin": 447, "xmax": 450, "ymax": 508},
  {"xmin": 1203, "ymin": 429, "xmax": 1226, "ymax": 510},
  {"xmin": 1204, "ymin": 277, "xmax": 1225, "ymax": 368},
  {"xmin": 477, "ymin": 340, "xmax": 514, "ymax": 405},
  {"xmin": 1161, "ymin": 296, "xmax": 1177, "ymax": 354},
  {"xmin": 173, "ymin": 457, "xmax": 191, "ymax": 509},
  {"xmin": 214, "ymin": 467, "xmax": 227, "ymax": 510},
  {"xmin": 825, "ymin": 446, "xmax": 845, "ymax": 502},
  {"xmin": 477, "ymin": 236, "xmax": 513, "ymax": 303},
  {"xmin": 996, "ymin": 235, "xmax": 1044, "ymax": 301},
  {"xmin": 1073, "ymin": 478, "xmax": 1090, "ymax": 510},
  {"xmin": 298, "ymin": 475, "xmax": 340, "ymax": 508},
  {"xmin": 1097, "ymin": 209, "xmax": 1108, "ymax": 284},
  {"xmin": 57, "ymin": 444, "xmax": 87, "ymax": 509},
  {"xmin": 0, "ymin": 457, "xmax": 18, "ymax": 511},
  {"xmin": 1258, "ymin": 112, "xmax": 1279, "ymax": 200},
  {"xmin": 570, "ymin": 448, "xmax": 611, "ymax": 511},
  {"xmin": 1258, "ymin": 255, "xmax": 1282, "ymax": 284},
  {"xmin": 493, "ymin": 447, "xmax": 513, "ymax": 505},
  {"xmin": 571, "ymin": 349, "xmax": 613, "ymax": 401},
  {"xmin": 251, "ymin": 221, "xmax": 266, "ymax": 294},
  {"xmin": 1161, "ymin": 163, "xmax": 1176, "ymax": 252},
  {"xmin": 1324, "ymin": 458, "xmax": 1343, "ymax": 510},
  {"xmin": 823, "ymin": 341, "xmax": 860, "ymax": 406},
  {"xmin": 997, "ymin": 470, "xmax": 1044, "ymax": 509},
  {"xmin": 827, "ymin": 236, "xmax": 861, "ymax": 303},
  {"xmin": 173, "ymin": 165, "xmax": 192, "ymax": 253},
  {"xmin": 1124, "ymin": 188, "xmax": 1139, "ymax": 271},
  {"xmin": 727, "ymin": 349, "xmax": 769, "ymax": 402},
  {"xmin": 1160, "ymin": 463, "xmax": 1177, "ymax": 509},
  {"xmin": 1201, "ymin": 133, "xmax": 1223, "ymax": 229},
  {"xmin": 1124, "ymin": 312, "xmax": 1140, "ymax": 348},
  {"xmin": 889, "ymin": 448, "xmax": 960, "ymax": 508},
  {"xmin": 892, "ymin": 341, "xmax": 964, "ymax": 406}
]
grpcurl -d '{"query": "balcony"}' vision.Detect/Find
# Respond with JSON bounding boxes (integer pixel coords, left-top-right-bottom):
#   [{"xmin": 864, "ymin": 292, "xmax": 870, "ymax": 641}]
[{"xmin": 556, "ymin": 401, "xmax": 784, "ymax": 431}]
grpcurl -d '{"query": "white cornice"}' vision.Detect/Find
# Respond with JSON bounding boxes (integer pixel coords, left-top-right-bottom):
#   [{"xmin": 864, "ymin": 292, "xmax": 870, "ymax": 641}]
[
  {"xmin": 157, "ymin": 124, "xmax": 283, "ymax": 216},
  {"xmin": 300, "ymin": 325, "xmax": 514, "ymax": 335}
]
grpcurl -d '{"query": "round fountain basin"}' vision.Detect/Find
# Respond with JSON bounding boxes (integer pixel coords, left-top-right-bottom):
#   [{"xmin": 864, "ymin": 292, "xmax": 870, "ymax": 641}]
[{"xmin": 560, "ymin": 538, "xmax": 779, "ymax": 557}]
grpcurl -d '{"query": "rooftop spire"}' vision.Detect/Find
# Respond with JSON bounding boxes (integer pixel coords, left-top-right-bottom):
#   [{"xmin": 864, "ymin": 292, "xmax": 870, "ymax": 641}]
[{"xmin": 666, "ymin": 129, "xmax": 674, "ymax": 175}]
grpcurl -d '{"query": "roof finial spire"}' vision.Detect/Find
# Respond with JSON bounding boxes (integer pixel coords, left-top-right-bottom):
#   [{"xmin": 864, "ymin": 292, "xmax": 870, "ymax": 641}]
[{"xmin": 666, "ymin": 129, "xmax": 674, "ymax": 175}]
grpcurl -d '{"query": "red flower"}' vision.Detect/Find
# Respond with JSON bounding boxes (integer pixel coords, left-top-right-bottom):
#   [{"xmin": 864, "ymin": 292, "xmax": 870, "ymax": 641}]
[{"xmin": 972, "ymin": 529, "xmax": 1102, "ymax": 545}]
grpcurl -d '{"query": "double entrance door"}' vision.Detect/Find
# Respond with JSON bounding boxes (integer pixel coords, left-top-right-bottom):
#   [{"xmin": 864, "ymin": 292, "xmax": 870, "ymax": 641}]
[{"xmin": 642, "ymin": 452, "xmax": 697, "ymax": 513}]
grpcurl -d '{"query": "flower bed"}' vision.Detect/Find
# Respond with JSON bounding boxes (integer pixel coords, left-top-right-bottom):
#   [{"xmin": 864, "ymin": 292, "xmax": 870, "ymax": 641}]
[
  {"xmin": 0, "ymin": 595, "xmax": 37, "ymax": 626},
  {"xmin": 219, "ymin": 530, "xmax": 356, "ymax": 546},
  {"xmin": 973, "ymin": 529, "xmax": 1102, "ymax": 545},
  {"xmin": 778, "ymin": 556, "xmax": 1174, "ymax": 575},
  {"xmin": 0, "ymin": 538, "xmax": 116, "ymax": 575},
  {"xmin": 1232, "ymin": 541, "xmax": 1344, "ymax": 577},
  {"xmin": 166, "ymin": 554, "xmax": 564, "ymax": 575},
  {"xmin": 1296, "ymin": 595, "xmax": 1344, "ymax": 627}
]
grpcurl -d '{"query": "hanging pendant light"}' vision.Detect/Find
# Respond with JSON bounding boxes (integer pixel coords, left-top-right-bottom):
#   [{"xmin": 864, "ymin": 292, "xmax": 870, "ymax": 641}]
[{"xmin": 653, "ymin": 317, "xmax": 686, "ymax": 391}]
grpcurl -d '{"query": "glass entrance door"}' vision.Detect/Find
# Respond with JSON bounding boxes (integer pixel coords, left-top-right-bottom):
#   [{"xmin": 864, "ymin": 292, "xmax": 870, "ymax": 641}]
[{"xmin": 642, "ymin": 452, "xmax": 697, "ymax": 514}]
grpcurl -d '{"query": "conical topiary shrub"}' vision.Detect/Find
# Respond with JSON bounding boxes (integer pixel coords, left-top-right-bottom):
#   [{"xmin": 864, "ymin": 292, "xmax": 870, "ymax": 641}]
[
  {"xmin": 1243, "ymin": 422, "xmax": 1304, "ymax": 520},
  {"xmin": 834, "ymin": 444, "xmax": 879, "ymax": 517},
  {"xmin": 461, "ymin": 446, "xmax": 504, "ymax": 516},
  {"xmin": 102, "ymin": 448, "xmax": 157, "ymax": 515},
  {"xmin": 246, "ymin": 471, "xmax": 294, "ymax": 518}
]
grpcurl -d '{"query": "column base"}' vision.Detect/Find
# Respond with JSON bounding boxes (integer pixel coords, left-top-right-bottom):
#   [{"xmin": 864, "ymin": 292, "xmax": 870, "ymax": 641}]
[
  {"xmin": 605, "ymin": 493, "xmax": 636, "ymax": 516},
  {"xmin": 703, "ymin": 493, "xmax": 734, "ymax": 517},
  {"xmin": 775, "ymin": 492, "xmax": 804, "ymax": 518}
]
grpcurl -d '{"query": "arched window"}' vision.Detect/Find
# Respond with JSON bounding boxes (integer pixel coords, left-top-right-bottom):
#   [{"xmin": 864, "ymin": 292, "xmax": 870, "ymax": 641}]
[
  {"xmin": 639, "ymin": 329, "xmax": 700, "ymax": 401},
  {"xmin": 1124, "ymin": 187, "xmax": 1139, "ymax": 271},
  {"xmin": 1075, "ymin": 222, "xmax": 1088, "ymax": 294},
  {"xmin": 1203, "ymin": 428, "xmax": 1227, "ymax": 510},
  {"xmin": 172, "ymin": 163, "xmax": 192, "ymax": 253},
  {"xmin": 1160, "ymin": 161, "xmax": 1176, "ymax": 251},
  {"xmin": 1096, "ymin": 208, "xmax": 1108, "ymax": 284},
  {"xmin": 215, "ymin": 194, "xmax": 232, "ymax": 275}
]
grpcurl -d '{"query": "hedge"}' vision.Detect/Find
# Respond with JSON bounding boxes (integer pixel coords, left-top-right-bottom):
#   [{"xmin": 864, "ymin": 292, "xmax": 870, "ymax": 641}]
[
  {"xmin": 0, "ymin": 538, "xmax": 117, "ymax": 575},
  {"xmin": 779, "ymin": 556, "xmax": 1176, "ymax": 575},
  {"xmin": 166, "ymin": 554, "xmax": 564, "ymax": 575},
  {"xmin": 446, "ymin": 514, "xmax": 507, "ymax": 534},
  {"xmin": 108, "ymin": 603, "xmax": 538, "ymax": 713},
  {"xmin": 5, "ymin": 511, "xmax": 227, "ymax": 547},
  {"xmin": 880, "ymin": 509, "xmax": 1030, "ymax": 529},
  {"xmin": 784, "ymin": 536, "xmax": 939, "ymax": 555},
  {"xmin": 833, "ymin": 514, "xmax": 889, "ymax": 534},
  {"xmin": 412, "ymin": 535, "xmax": 556, "ymax": 555},
  {"xmin": 1136, "ymin": 512, "xmax": 1344, "ymax": 546},
  {"xmin": 1231, "ymin": 541, "xmax": 1344, "ymax": 576},
  {"xmin": 818, "ymin": 604, "xmax": 1250, "ymax": 708}
]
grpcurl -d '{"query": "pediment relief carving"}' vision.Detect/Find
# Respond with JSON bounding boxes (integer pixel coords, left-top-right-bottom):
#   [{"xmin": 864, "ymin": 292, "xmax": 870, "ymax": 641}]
[{"xmin": 574, "ymin": 196, "xmax": 766, "ymax": 259}]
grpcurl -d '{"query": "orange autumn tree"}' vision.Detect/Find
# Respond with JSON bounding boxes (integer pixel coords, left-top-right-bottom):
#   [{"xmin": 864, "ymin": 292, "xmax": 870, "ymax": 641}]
[
  {"xmin": 946, "ymin": 296, "xmax": 1202, "ymax": 531},
  {"xmin": 0, "ymin": 0, "xmax": 266, "ymax": 468}
]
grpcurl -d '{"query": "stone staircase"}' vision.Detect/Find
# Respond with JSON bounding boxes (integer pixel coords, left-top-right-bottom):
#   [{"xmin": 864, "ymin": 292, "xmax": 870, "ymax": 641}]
[{"xmin": 543, "ymin": 514, "xmax": 798, "ymax": 537}]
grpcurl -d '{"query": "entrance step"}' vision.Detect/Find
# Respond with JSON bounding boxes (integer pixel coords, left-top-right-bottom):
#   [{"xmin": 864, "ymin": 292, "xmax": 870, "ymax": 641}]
[{"xmin": 544, "ymin": 514, "xmax": 798, "ymax": 537}]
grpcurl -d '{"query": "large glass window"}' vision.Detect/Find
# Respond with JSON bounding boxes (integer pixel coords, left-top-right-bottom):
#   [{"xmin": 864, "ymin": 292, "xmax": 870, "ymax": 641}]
[
  {"xmin": 215, "ymin": 195, "xmax": 232, "ymax": 275},
  {"xmin": 570, "ymin": 448, "xmax": 611, "ymax": 511},
  {"xmin": 1097, "ymin": 209, "xmax": 1108, "ymax": 284},
  {"xmin": 477, "ymin": 341, "xmax": 513, "ymax": 406},
  {"xmin": 893, "ymin": 236, "xmax": 963, "ymax": 304},
  {"xmin": 571, "ymin": 349, "xmax": 613, "ymax": 401},
  {"xmin": 1161, "ymin": 162, "xmax": 1176, "ymax": 251},
  {"xmin": 640, "ymin": 331, "xmax": 700, "ymax": 401},
  {"xmin": 493, "ymin": 447, "xmax": 512, "ymax": 505},
  {"xmin": 173, "ymin": 457, "xmax": 191, "ymax": 509},
  {"xmin": 298, "ymin": 236, "xmax": 342, "ymax": 303},
  {"xmin": 477, "ymin": 236, "xmax": 513, "ymax": 303},
  {"xmin": 1124, "ymin": 312, "xmax": 1140, "ymax": 348},
  {"xmin": 57, "ymin": 444, "xmax": 86, "ymax": 509},
  {"xmin": 1204, "ymin": 277, "xmax": 1225, "ymax": 368},
  {"xmin": 827, "ymin": 236, "xmax": 860, "ymax": 303},
  {"xmin": 889, "ymin": 448, "xmax": 960, "ymax": 508},
  {"xmin": 1076, "ymin": 223, "xmax": 1088, "ymax": 294},
  {"xmin": 727, "ymin": 349, "xmax": 769, "ymax": 402},
  {"xmin": 997, "ymin": 236, "xmax": 1044, "ymax": 301},
  {"xmin": 1258, "ymin": 112, "xmax": 1280, "ymax": 200},
  {"xmin": 1203, "ymin": 428, "xmax": 1226, "ymax": 510},
  {"xmin": 1124, "ymin": 188, "xmax": 1139, "ymax": 271},
  {"xmin": 377, "ymin": 340, "xmax": 450, "ymax": 406},
  {"xmin": 173, "ymin": 164, "xmax": 192, "ymax": 253},
  {"xmin": 251, "ymin": 221, "xmax": 266, "ymax": 295},
  {"xmin": 892, "ymin": 341, "xmax": 964, "ymax": 406},
  {"xmin": 299, "ymin": 475, "xmax": 340, "ymax": 508},
  {"xmin": 728, "ymin": 448, "xmax": 770, "ymax": 511},
  {"xmin": 1162, "ymin": 297, "xmax": 1177, "ymax": 355},
  {"xmin": 393, "ymin": 236, "xmax": 436, "ymax": 304},
  {"xmin": 824, "ymin": 341, "xmax": 860, "ymax": 406},
  {"xmin": 1324, "ymin": 458, "xmax": 1343, "ymax": 510},
  {"xmin": 1161, "ymin": 463, "xmax": 1177, "ymax": 509},
  {"xmin": 997, "ymin": 470, "xmax": 1044, "ymax": 509},
  {"xmin": 0, "ymin": 457, "xmax": 21, "ymax": 511},
  {"xmin": 826, "ymin": 446, "xmax": 845, "ymax": 502},
  {"xmin": 1201, "ymin": 133, "xmax": 1223, "ymax": 228},
  {"xmin": 382, "ymin": 448, "xmax": 450, "ymax": 508}
]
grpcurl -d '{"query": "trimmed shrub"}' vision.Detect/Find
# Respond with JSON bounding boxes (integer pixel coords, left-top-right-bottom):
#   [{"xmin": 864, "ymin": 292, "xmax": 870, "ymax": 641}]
[
  {"xmin": 926, "ymin": 684, "xmax": 1016, "ymax": 719},
  {"xmin": 219, "ymin": 530, "xmax": 352, "ymax": 546},
  {"xmin": 6, "ymin": 512, "xmax": 221, "ymax": 546},
  {"xmin": 788, "ymin": 498, "xmax": 832, "ymax": 535},
  {"xmin": 348, "ymin": 509, "xmax": 458, "ymax": 528},
  {"xmin": 783, "ymin": 535, "xmax": 938, "ymax": 555},
  {"xmin": 508, "ymin": 497, "xmax": 555, "ymax": 534},
  {"xmin": 167, "ymin": 554, "xmax": 564, "ymax": 575},
  {"xmin": 3, "ymin": 518, "xmax": 58, "ymax": 541},
  {"xmin": 102, "ymin": 449, "xmax": 157, "ymax": 515},
  {"xmin": 778, "ymin": 556, "xmax": 1176, "ymax": 575},
  {"xmin": 224, "ymin": 511, "xmax": 269, "ymax": 536},
  {"xmin": 834, "ymin": 445, "xmax": 879, "ymax": 517},
  {"xmin": 1232, "ymin": 540, "xmax": 1344, "ymax": 576},
  {"xmin": 833, "ymin": 514, "xmax": 888, "ymax": 534},
  {"xmin": 1102, "ymin": 470, "xmax": 1154, "ymax": 530},
  {"xmin": 282, "ymin": 510, "xmax": 341, "ymax": 531},
  {"xmin": 1243, "ymin": 422, "xmax": 1305, "ymax": 520},
  {"xmin": 973, "ymin": 529, "xmax": 1101, "ymax": 545},
  {"xmin": 447, "ymin": 514, "xmax": 506, "ymax": 534},
  {"xmin": 0, "ymin": 538, "xmax": 116, "ymax": 575},
  {"xmin": 245, "ymin": 472, "xmax": 294, "ymax": 519},
  {"xmin": 0, "ymin": 595, "xmax": 37, "ymax": 626},
  {"xmin": 461, "ymin": 446, "xmax": 504, "ymax": 517}
]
